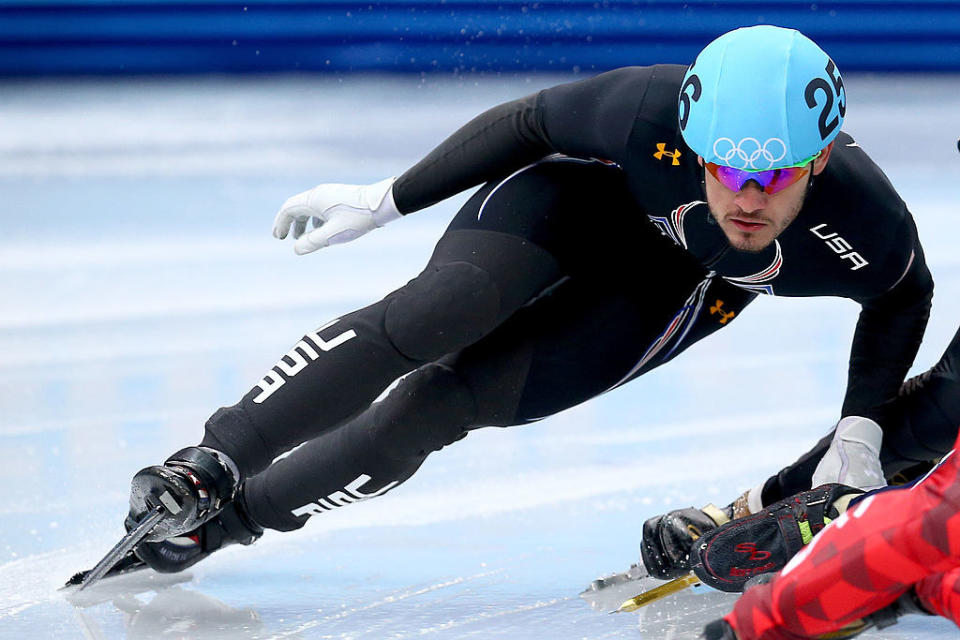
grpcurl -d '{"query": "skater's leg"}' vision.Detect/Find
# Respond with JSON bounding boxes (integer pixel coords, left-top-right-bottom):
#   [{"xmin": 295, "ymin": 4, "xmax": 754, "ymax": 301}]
[
  {"xmin": 241, "ymin": 279, "xmax": 627, "ymax": 533},
  {"xmin": 195, "ymin": 162, "xmax": 631, "ymax": 478},
  {"xmin": 915, "ymin": 566, "xmax": 960, "ymax": 628},
  {"xmin": 243, "ymin": 261, "xmax": 746, "ymax": 533},
  {"xmin": 243, "ymin": 361, "xmax": 481, "ymax": 531},
  {"xmin": 198, "ymin": 157, "xmax": 703, "ymax": 480},
  {"xmin": 197, "ymin": 239, "xmax": 553, "ymax": 482},
  {"xmin": 164, "ymin": 158, "xmax": 729, "ymax": 547},
  {"xmin": 128, "ymin": 159, "xmax": 674, "ymax": 546}
]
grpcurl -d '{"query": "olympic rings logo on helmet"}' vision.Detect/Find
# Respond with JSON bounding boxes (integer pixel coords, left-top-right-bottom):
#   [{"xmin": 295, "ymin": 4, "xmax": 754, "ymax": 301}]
[{"xmin": 712, "ymin": 137, "xmax": 788, "ymax": 170}]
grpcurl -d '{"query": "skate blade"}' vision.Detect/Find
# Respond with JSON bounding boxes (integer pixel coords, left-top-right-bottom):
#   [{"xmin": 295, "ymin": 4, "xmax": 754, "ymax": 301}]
[
  {"xmin": 62, "ymin": 550, "xmax": 145, "ymax": 589},
  {"xmin": 816, "ymin": 620, "xmax": 870, "ymax": 639},
  {"xmin": 581, "ymin": 563, "xmax": 649, "ymax": 594},
  {"xmin": 615, "ymin": 572, "xmax": 701, "ymax": 613},
  {"xmin": 76, "ymin": 504, "xmax": 166, "ymax": 591},
  {"xmin": 66, "ymin": 567, "xmax": 193, "ymax": 607},
  {"xmin": 580, "ymin": 564, "xmax": 665, "ymax": 612}
]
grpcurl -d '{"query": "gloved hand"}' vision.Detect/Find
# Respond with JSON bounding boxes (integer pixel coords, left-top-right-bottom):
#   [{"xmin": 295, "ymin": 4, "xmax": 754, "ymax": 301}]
[
  {"xmin": 701, "ymin": 619, "xmax": 738, "ymax": 640},
  {"xmin": 272, "ymin": 177, "xmax": 401, "ymax": 255},
  {"xmin": 811, "ymin": 416, "xmax": 886, "ymax": 491},
  {"xmin": 691, "ymin": 483, "xmax": 864, "ymax": 593},
  {"xmin": 641, "ymin": 504, "xmax": 733, "ymax": 579}
]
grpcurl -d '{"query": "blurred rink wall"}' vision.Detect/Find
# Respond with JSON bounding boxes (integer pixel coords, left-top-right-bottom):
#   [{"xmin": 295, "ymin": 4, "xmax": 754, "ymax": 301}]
[{"xmin": 3, "ymin": 0, "xmax": 960, "ymax": 76}]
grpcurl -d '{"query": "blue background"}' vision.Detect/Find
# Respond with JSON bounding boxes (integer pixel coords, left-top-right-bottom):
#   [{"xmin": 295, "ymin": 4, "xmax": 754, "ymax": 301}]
[{"xmin": 3, "ymin": 0, "xmax": 960, "ymax": 75}]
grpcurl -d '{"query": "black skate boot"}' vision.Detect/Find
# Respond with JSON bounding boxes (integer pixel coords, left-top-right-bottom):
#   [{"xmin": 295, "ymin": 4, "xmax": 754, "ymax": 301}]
[
  {"xmin": 128, "ymin": 446, "xmax": 240, "ymax": 542},
  {"xmin": 133, "ymin": 485, "xmax": 263, "ymax": 573}
]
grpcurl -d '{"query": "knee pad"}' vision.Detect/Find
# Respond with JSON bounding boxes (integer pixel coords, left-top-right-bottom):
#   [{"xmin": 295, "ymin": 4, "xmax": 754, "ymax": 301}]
[
  {"xmin": 384, "ymin": 262, "xmax": 501, "ymax": 361},
  {"xmin": 372, "ymin": 363, "xmax": 477, "ymax": 461}
]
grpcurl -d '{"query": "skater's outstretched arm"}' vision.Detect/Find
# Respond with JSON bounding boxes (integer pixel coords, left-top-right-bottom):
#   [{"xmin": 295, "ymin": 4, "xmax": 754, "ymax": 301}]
[
  {"xmin": 274, "ymin": 66, "xmax": 669, "ymax": 255},
  {"xmin": 392, "ymin": 66, "xmax": 656, "ymax": 213}
]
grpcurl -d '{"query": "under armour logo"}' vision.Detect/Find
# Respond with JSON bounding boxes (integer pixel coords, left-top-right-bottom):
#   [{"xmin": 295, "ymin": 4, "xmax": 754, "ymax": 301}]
[
  {"xmin": 654, "ymin": 143, "xmax": 682, "ymax": 166},
  {"xmin": 709, "ymin": 299, "xmax": 736, "ymax": 324}
]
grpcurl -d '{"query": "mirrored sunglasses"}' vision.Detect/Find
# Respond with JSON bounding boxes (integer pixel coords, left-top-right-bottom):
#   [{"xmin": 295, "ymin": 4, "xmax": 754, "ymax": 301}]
[{"xmin": 705, "ymin": 162, "xmax": 812, "ymax": 195}]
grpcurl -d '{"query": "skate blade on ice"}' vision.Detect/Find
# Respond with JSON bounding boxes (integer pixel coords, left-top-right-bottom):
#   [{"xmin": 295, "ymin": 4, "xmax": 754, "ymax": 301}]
[
  {"xmin": 581, "ymin": 562, "xmax": 649, "ymax": 594},
  {"xmin": 71, "ymin": 503, "xmax": 167, "ymax": 591},
  {"xmin": 62, "ymin": 550, "xmax": 147, "ymax": 589},
  {"xmin": 581, "ymin": 564, "xmax": 702, "ymax": 612},
  {"xmin": 616, "ymin": 572, "xmax": 701, "ymax": 612},
  {"xmin": 65, "ymin": 567, "xmax": 193, "ymax": 608},
  {"xmin": 633, "ymin": 585, "xmax": 736, "ymax": 637},
  {"xmin": 580, "ymin": 564, "xmax": 669, "ymax": 612},
  {"xmin": 581, "ymin": 566, "xmax": 737, "ymax": 634}
]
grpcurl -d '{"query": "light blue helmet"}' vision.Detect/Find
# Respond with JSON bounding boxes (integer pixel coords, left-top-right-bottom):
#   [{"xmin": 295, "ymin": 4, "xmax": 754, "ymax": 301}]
[{"xmin": 678, "ymin": 25, "xmax": 846, "ymax": 171}]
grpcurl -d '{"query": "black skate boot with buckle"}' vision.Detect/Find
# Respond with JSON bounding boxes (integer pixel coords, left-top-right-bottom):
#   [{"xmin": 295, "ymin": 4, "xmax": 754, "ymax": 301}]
[
  {"xmin": 133, "ymin": 484, "xmax": 263, "ymax": 573},
  {"xmin": 127, "ymin": 446, "xmax": 241, "ymax": 543}
]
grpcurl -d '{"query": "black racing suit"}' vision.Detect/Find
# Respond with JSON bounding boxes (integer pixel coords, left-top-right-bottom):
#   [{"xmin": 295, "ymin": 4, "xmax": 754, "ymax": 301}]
[{"xmin": 198, "ymin": 66, "xmax": 935, "ymax": 531}]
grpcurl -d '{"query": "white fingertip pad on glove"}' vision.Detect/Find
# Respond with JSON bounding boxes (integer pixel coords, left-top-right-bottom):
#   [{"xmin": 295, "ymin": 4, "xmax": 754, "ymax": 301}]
[
  {"xmin": 272, "ymin": 177, "xmax": 401, "ymax": 253},
  {"xmin": 272, "ymin": 189, "xmax": 314, "ymax": 240},
  {"xmin": 812, "ymin": 415, "xmax": 886, "ymax": 491}
]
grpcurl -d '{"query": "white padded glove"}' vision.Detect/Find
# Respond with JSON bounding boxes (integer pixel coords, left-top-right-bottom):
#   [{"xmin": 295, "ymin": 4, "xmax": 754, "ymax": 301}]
[
  {"xmin": 812, "ymin": 415, "xmax": 887, "ymax": 491},
  {"xmin": 273, "ymin": 177, "xmax": 401, "ymax": 255}
]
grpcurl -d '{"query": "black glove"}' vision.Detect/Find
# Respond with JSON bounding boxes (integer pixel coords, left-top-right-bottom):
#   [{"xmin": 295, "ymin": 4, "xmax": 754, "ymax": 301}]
[
  {"xmin": 701, "ymin": 619, "xmax": 737, "ymax": 640},
  {"xmin": 691, "ymin": 484, "xmax": 864, "ymax": 592},
  {"xmin": 641, "ymin": 504, "xmax": 732, "ymax": 579},
  {"xmin": 867, "ymin": 586, "xmax": 934, "ymax": 629}
]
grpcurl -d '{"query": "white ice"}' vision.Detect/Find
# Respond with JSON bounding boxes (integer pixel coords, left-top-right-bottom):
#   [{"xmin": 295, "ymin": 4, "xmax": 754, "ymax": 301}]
[{"xmin": 1, "ymin": 73, "xmax": 959, "ymax": 639}]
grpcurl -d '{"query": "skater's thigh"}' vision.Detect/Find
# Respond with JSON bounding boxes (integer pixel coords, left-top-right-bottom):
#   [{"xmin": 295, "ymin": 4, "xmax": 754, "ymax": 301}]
[
  {"xmin": 390, "ymin": 158, "xmax": 640, "ymax": 336},
  {"xmin": 445, "ymin": 277, "xmax": 656, "ymax": 426}
]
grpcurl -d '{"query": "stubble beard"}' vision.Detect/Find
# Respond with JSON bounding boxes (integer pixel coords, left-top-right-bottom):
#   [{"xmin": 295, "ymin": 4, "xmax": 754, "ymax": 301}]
[{"xmin": 709, "ymin": 199, "xmax": 804, "ymax": 253}]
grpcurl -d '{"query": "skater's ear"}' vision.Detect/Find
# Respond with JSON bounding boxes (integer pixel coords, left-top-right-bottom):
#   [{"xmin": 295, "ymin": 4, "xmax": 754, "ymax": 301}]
[{"xmin": 812, "ymin": 142, "xmax": 834, "ymax": 176}]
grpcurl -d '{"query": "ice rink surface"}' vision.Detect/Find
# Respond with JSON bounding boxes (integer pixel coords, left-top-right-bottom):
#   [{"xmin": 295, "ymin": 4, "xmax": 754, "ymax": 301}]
[{"xmin": 2, "ymin": 72, "xmax": 960, "ymax": 639}]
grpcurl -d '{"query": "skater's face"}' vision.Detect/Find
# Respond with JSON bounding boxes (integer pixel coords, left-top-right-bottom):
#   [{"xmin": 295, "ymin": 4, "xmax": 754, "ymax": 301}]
[{"xmin": 702, "ymin": 143, "xmax": 833, "ymax": 253}]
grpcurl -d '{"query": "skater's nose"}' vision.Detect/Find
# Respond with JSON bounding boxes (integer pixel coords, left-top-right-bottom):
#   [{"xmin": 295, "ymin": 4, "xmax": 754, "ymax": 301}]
[{"xmin": 734, "ymin": 181, "xmax": 768, "ymax": 213}]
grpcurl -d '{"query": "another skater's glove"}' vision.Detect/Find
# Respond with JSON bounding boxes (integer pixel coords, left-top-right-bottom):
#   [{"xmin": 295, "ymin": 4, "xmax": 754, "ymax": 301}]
[
  {"xmin": 811, "ymin": 416, "xmax": 886, "ymax": 491},
  {"xmin": 272, "ymin": 177, "xmax": 401, "ymax": 255},
  {"xmin": 691, "ymin": 484, "xmax": 864, "ymax": 593},
  {"xmin": 641, "ymin": 503, "xmax": 733, "ymax": 579},
  {"xmin": 701, "ymin": 619, "xmax": 738, "ymax": 640}
]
